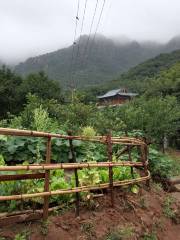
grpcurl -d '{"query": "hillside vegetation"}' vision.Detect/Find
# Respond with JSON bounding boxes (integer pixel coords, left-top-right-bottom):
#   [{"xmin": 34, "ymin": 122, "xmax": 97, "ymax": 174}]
[
  {"xmin": 107, "ymin": 49, "xmax": 180, "ymax": 92},
  {"xmin": 15, "ymin": 35, "xmax": 180, "ymax": 88}
]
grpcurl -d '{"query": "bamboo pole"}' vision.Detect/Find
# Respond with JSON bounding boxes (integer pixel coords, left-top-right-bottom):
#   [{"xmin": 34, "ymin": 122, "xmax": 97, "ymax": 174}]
[
  {"xmin": 0, "ymin": 172, "xmax": 150, "ymax": 201},
  {"xmin": 0, "ymin": 128, "xmax": 145, "ymax": 146},
  {"xmin": 0, "ymin": 173, "xmax": 45, "ymax": 181},
  {"xmin": 0, "ymin": 161, "xmax": 144, "ymax": 172},
  {"xmin": 43, "ymin": 136, "xmax": 51, "ymax": 220},
  {"xmin": 68, "ymin": 131, "xmax": 80, "ymax": 217}
]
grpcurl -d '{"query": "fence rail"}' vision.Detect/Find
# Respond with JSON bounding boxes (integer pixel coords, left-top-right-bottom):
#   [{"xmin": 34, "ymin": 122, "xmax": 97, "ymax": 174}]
[{"xmin": 0, "ymin": 127, "xmax": 150, "ymax": 221}]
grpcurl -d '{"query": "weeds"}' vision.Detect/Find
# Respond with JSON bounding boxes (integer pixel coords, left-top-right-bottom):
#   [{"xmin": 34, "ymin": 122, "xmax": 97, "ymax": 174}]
[
  {"xmin": 152, "ymin": 183, "xmax": 163, "ymax": 193},
  {"xmin": 106, "ymin": 226, "xmax": 134, "ymax": 240},
  {"xmin": 81, "ymin": 222, "xmax": 96, "ymax": 239},
  {"xmin": 163, "ymin": 196, "xmax": 175, "ymax": 219},
  {"xmin": 139, "ymin": 197, "xmax": 149, "ymax": 209},
  {"xmin": 14, "ymin": 229, "xmax": 31, "ymax": 240},
  {"xmin": 40, "ymin": 220, "xmax": 49, "ymax": 236},
  {"xmin": 141, "ymin": 232, "xmax": 157, "ymax": 240}
]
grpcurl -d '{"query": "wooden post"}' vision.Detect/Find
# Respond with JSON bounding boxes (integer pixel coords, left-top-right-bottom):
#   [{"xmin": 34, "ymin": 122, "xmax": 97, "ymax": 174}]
[
  {"xmin": 128, "ymin": 146, "xmax": 134, "ymax": 178},
  {"xmin": 140, "ymin": 142, "xmax": 150, "ymax": 188},
  {"xmin": 43, "ymin": 136, "xmax": 51, "ymax": 220},
  {"xmin": 125, "ymin": 131, "xmax": 134, "ymax": 178},
  {"xmin": 68, "ymin": 131, "xmax": 80, "ymax": 217},
  {"xmin": 106, "ymin": 132, "xmax": 114, "ymax": 207}
]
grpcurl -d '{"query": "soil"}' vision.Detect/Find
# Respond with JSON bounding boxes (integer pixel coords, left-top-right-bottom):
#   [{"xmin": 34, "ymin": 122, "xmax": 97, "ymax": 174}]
[{"xmin": 0, "ymin": 185, "xmax": 180, "ymax": 240}]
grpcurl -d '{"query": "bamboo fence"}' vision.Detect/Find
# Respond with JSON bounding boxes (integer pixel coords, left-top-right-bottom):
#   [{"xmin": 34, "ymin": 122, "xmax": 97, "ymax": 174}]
[{"xmin": 0, "ymin": 127, "xmax": 150, "ymax": 221}]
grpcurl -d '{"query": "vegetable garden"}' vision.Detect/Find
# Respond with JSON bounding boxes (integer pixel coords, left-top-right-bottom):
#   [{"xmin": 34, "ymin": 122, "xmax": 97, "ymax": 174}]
[{"xmin": 0, "ymin": 127, "xmax": 150, "ymax": 225}]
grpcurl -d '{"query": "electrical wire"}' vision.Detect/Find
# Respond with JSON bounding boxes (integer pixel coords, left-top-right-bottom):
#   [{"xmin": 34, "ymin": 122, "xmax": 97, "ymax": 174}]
[
  {"xmin": 85, "ymin": 0, "xmax": 106, "ymax": 65},
  {"xmin": 72, "ymin": 0, "xmax": 88, "ymax": 89},
  {"xmin": 80, "ymin": 0, "xmax": 99, "ymax": 65},
  {"xmin": 68, "ymin": 0, "xmax": 80, "ymax": 90}
]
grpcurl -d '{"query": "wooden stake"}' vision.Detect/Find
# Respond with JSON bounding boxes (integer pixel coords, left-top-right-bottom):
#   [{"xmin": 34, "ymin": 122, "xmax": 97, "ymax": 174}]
[
  {"xmin": 128, "ymin": 145, "xmax": 134, "ymax": 178},
  {"xmin": 68, "ymin": 131, "xmax": 80, "ymax": 217},
  {"xmin": 43, "ymin": 136, "xmax": 51, "ymax": 221},
  {"xmin": 140, "ymin": 142, "xmax": 150, "ymax": 187},
  {"xmin": 107, "ymin": 132, "xmax": 114, "ymax": 207}
]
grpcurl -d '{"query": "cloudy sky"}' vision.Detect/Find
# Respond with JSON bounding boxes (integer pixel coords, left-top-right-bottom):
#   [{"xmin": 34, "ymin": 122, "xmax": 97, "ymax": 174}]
[{"xmin": 0, "ymin": 0, "xmax": 180, "ymax": 64}]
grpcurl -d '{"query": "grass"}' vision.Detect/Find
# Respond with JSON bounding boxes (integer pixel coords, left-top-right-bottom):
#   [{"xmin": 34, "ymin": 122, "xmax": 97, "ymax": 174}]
[
  {"xmin": 81, "ymin": 222, "xmax": 96, "ymax": 239},
  {"xmin": 166, "ymin": 149, "xmax": 180, "ymax": 176},
  {"xmin": 141, "ymin": 232, "xmax": 157, "ymax": 240},
  {"xmin": 40, "ymin": 220, "xmax": 49, "ymax": 236},
  {"xmin": 106, "ymin": 226, "xmax": 134, "ymax": 240},
  {"xmin": 163, "ymin": 196, "xmax": 176, "ymax": 220},
  {"xmin": 139, "ymin": 196, "xmax": 149, "ymax": 209},
  {"xmin": 14, "ymin": 229, "xmax": 31, "ymax": 240}
]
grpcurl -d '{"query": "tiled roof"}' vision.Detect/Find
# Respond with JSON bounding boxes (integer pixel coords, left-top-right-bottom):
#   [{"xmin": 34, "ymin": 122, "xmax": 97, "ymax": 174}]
[{"xmin": 97, "ymin": 89, "xmax": 138, "ymax": 99}]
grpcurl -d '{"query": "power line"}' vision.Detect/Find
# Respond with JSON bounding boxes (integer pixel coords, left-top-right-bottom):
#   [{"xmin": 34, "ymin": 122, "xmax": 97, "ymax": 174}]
[
  {"xmin": 80, "ymin": 0, "xmax": 99, "ymax": 66},
  {"xmin": 100, "ymin": 0, "xmax": 112, "ymax": 34},
  {"xmin": 68, "ymin": 0, "xmax": 80, "ymax": 91},
  {"xmin": 85, "ymin": 0, "xmax": 106, "ymax": 65},
  {"xmin": 72, "ymin": 0, "xmax": 88, "ymax": 89}
]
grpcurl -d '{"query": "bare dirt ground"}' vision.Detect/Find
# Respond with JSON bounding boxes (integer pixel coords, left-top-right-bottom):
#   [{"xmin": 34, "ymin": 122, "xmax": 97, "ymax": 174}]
[{"xmin": 0, "ymin": 184, "xmax": 180, "ymax": 240}]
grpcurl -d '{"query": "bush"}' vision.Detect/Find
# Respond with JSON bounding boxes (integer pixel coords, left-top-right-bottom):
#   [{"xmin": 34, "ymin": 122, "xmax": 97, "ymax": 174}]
[{"xmin": 148, "ymin": 147, "xmax": 174, "ymax": 178}]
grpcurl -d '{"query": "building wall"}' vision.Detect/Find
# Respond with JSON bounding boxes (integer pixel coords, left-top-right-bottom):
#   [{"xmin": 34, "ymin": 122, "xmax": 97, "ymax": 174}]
[{"xmin": 98, "ymin": 95, "xmax": 131, "ymax": 106}]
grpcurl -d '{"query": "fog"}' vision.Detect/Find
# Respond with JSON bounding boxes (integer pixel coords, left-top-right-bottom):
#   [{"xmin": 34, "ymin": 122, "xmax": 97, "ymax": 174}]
[{"xmin": 0, "ymin": 0, "xmax": 180, "ymax": 64}]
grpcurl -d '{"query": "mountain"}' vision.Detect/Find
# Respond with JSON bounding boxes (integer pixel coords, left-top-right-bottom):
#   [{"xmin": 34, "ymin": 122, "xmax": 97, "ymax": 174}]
[
  {"xmin": 102, "ymin": 49, "xmax": 180, "ymax": 93},
  {"xmin": 15, "ymin": 35, "xmax": 180, "ymax": 88},
  {"xmin": 0, "ymin": 60, "xmax": 4, "ymax": 66},
  {"xmin": 165, "ymin": 35, "xmax": 180, "ymax": 52}
]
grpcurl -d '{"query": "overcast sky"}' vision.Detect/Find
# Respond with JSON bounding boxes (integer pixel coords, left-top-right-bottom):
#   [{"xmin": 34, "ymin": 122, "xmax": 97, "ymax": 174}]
[{"xmin": 0, "ymin": 0, "xmax": 180, "ymax": 64}]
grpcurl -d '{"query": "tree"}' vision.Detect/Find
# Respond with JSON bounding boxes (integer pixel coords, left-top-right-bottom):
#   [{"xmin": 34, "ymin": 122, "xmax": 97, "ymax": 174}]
[
  {"xmin": 0, "ymin": 68, "xmax": 64, "ymax": 119},
  {"xmin": 145, "ymin": 63, "xmax": 180, "ymax": 100},
  {"xmin": 119, "ymin": 96, "xmax": 180, "ymax": 148},
  {"xmin": 20, "ymin": 71, "xmax": 64, "ymax": 103},
  {"xmin": 0, "ymin": 65, "xmax": 23, "ymax": 118}
]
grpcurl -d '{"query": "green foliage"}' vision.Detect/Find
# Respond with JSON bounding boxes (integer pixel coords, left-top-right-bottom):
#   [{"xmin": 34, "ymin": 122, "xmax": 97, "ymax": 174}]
[
  {"xmin": 93, "ymin": 107, "xmax": 126, "ymax": 134},
  {"xmin": 81, "ymin": 126, "xmax": 96, "ymax": 138},
  {"xmin": 106, "ymin": 226, "xmax": 134, "ymax": 240},
  {"xmin": 0, "ymin": 154, "xmax": 5, "ymax": 165},
  {"xmin": 141, "ymin": 233, "xmax": 157, "ymax": 240},
  {"xmin": 163, "ymin": 196, "xmax": 175, "ymax": 219},
  {"xmin": 14, "ymin": 229, "xmax": 31, "ymax": 240},
  {"xmin": 102, "ymin": 49, "xmax": 180, "ymax": 93},
  {"xmin": 120, "ymin": 96, "xmax": 180, "ymax": 144},
  {"xmin": 81, "ymin": 222, "xmax": 96, "ymax": 239},
  {"xmin": 0, "ymin": 66, "xmax": 63, "ymax": 119},
  {"xmin": 148, "ymin": 147, "xmax": 174, "ymax": 178},
  {"xmin": 40, "ymin": 220, "xmax": 49, "ymax": 236},
  {"xmin": 145, "ymin": 62, "xmax": 180, "ymax": 100},
  {"xmin": 14, "ymin": 234, "xmax": 26, "ymax": 240},
  {"xmin": 20, "ymin": 72, "xmax": 64, "ymax": 102},
  {"xmin": 0, "ymin": 65, "xmax": 23, "ymax": 118}
]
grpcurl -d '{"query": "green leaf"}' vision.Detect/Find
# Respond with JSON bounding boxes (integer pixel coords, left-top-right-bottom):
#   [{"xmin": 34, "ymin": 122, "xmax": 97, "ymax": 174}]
[{"xmin": 131, "ymin": 185, "xmax": 139, "ymax": 194}]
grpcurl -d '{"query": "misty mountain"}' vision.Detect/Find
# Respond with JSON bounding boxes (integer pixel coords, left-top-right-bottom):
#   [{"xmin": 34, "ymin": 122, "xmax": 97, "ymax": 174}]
[
  {"xmin": 0, "ymin": 60, "xmax": 4, "ymax": 66},
  {"xmin": 15, "ymin": 35, "xmax": 180, "ymax": 88}
]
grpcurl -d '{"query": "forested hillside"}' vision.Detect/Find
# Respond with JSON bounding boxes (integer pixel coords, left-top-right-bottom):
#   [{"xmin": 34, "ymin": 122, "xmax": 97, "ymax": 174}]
[
  {"xmin": 93, "ymin": 49, "xmax": 180, "ymax": 93},
  {"xmin": 15, "ymin": 35, "xmax": 180, "ymax": 88}
]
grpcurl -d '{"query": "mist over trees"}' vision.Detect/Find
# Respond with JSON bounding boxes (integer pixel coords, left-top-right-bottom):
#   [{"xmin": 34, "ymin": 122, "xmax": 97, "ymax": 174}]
[{"xmin": 14, "ymin": 35, "xmax": 180, "ymax": 89}]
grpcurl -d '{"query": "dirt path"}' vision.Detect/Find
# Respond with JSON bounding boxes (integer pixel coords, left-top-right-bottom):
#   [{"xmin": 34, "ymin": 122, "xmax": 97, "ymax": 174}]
[{"xmin": 0, "ymin": 185, "xmax": 180, "ymax": 240}]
